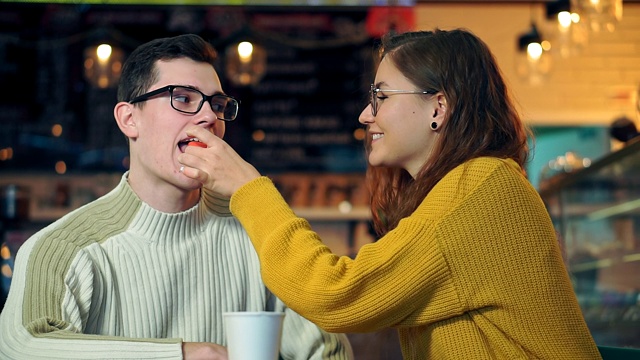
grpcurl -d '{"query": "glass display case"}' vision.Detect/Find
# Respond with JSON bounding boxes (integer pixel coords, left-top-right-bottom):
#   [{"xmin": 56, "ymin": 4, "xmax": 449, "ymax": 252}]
[{"xmin": 539, "ymin": 137, "xmax": 640, "ymax": 348}]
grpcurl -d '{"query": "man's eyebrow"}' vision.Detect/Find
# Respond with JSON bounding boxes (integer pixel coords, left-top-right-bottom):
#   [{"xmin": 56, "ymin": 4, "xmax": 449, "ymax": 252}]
[{"xmin": 180, "ymin": 84, "xmax": 226, "ymax": 96}]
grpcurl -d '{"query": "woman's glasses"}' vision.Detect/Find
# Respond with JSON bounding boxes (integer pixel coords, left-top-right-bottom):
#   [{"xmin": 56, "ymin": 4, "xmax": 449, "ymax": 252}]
[{"xmin": 369, "ymin": 84, "xmax": 436, "ymax": 116}]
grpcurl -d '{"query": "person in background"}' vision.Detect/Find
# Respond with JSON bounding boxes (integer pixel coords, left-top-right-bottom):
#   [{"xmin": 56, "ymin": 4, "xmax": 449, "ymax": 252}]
[
  {"xmin": 0, "ymin": 34, "xmax": 353, "ymax": 360},
  {"xmin": 178, "ymin": 29, "xmax": 601, "ymax": 359}
]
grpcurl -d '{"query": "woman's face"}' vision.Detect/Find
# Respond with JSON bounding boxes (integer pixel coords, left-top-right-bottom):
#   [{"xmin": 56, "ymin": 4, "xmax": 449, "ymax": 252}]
[{"xmin": 358, "ymin": 56, "xmax": 442, "ymax": 178}]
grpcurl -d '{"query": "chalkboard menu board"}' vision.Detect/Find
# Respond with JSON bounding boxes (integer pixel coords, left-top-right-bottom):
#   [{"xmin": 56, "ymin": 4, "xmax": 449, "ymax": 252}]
[
  {"xmin": 0, "ymin": 5, "xmax": 378, "ymax": 173},
  {"xmin": 223, "ymin": 10, "xmax": 376, "ymax": 174}
]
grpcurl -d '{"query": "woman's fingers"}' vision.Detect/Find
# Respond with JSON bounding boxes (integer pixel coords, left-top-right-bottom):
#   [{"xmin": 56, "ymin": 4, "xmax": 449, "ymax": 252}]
[{"xmin": 179, "ymin": 126, "xmax": 261, "ymax": 196}]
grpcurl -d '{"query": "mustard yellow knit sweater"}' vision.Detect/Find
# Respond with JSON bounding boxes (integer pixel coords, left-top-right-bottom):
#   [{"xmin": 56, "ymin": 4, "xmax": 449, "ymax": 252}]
[{"xmin": 230, "ymin": 157, "xmax": 601, "ymax": 359}]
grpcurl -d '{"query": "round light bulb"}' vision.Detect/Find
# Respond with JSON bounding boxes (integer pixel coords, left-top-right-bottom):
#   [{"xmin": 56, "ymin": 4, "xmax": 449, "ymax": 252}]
[
  {"xmin": 527, "ymin": 42, "xmax": 543, "ymax": 60},
  {"xmin": 96, "ymin": 44, "xmax": 112, "ymax": 62},
  {"xmin": 558, "ymin": 11, "xmax": 572, "ymax": 29},
  {"xmin": 237, "ymin": 41, "xmax": 254, "ymax": 63},
  {"xmin": 571, "ymin": 13, "xmax": 581, "ymax": 24}
]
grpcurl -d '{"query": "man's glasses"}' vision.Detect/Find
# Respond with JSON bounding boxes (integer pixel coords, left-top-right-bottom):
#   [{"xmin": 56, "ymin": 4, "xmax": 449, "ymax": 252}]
[
  {"xmin": 370, "ymin": 84, "xmax": 436, "ymax": 116},
  {"xmin": 129, "ymin": 85, "xmax": 240, "ymax": 121}
]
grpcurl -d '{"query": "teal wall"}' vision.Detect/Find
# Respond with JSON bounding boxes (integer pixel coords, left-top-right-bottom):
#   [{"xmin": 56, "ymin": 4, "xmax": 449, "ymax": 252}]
[{"xmin": 527, "ymin": 126, "xmax": 611, "ymax": 190}]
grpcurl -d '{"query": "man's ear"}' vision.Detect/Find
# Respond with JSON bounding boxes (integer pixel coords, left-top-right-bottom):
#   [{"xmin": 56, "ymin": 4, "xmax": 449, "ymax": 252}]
[{"xmin": 114, "ymin": 102, "xmax": 139, "ymax": 139}]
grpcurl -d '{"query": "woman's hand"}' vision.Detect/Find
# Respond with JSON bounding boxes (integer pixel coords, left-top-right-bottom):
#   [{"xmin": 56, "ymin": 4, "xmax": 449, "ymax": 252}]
[{"xmin": 178, "ymin": 126, "xmax": 261, "ymax": 197}]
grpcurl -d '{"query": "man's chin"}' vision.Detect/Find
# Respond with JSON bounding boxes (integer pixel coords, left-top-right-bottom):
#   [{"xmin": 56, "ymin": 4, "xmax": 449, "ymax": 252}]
[
  {"xmin": 183, "ymin": 179, "xmax": 203, "ymax": 190},
  {"xmin": 176, "ymin": 173, "xmax": 201, "ymax": 189}
]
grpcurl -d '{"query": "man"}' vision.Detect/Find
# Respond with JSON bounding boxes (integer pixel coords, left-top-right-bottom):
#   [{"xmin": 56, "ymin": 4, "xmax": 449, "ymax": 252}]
[{"xmin": 0, "ymin": 34, "xmax": 353, "ymax": 360}]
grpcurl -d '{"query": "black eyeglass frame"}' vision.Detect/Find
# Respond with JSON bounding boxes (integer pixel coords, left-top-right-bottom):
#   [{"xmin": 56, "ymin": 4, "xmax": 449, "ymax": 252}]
[
  {"xmin": 129, "ymin": 85, "xmax": 240, "ymax": 121},
  {"xmin": 370, "ymin": 84, "xmax": 437, "ymax": 117}
]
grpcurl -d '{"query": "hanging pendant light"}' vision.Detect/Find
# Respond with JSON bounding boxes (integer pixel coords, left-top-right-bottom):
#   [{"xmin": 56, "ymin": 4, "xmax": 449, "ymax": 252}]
[
  {"xmin": 545, "ymin": 0, "xmax": 589, "ymax": 58},
  {"xmin": 84, "ymin": 42, "xmax": 124, "ymax": 89},
  {"xmin": 225, "ymin": 40, "xmax": 267, "ymax": 87},
  {"xmin": 515, "ymin": 23, "xmax": 552, "ymax": 86},
  {"xmin": 571, "ymin": 0, "xmax": 622, "ymax": 33}
]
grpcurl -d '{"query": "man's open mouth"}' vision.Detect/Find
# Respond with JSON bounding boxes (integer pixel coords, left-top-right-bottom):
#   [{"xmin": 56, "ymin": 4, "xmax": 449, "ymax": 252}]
[{"xmin": 178, "ymin": 137, "xmax": 200, "ymax": 152}]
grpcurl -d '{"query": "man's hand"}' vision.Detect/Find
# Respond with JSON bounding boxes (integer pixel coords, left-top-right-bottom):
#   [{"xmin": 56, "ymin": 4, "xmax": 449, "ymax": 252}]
[
  {"xmin": 178, "ymin": 126, "xmax": 261, "ymax": 197},
  {"xmin": 182, "ymin": 341, "xmax": 228, "ymax": 360}
]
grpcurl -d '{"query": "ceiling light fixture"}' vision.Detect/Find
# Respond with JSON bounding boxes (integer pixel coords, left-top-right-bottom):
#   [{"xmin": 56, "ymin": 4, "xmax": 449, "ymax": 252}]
[
  {"xmin": 225, "ymin": 40, "xmax": 267, "ymax": 87},
  {"xmin": 571, "ymin": 0, "xmax": 623, "ymax": 33},
  {"xmin": 545, "ymin": 0, "xmax": 588, "ymax": 58},
  {"xmin": 515, "ymin": 23, "xmax": 552, "ymax": 86}
]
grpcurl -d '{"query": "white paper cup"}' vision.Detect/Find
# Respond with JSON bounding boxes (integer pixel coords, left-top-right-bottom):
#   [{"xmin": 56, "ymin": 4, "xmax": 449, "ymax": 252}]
[{"xmin": 223, "ymin": 311, "xmax": 285, "ymax": 360}]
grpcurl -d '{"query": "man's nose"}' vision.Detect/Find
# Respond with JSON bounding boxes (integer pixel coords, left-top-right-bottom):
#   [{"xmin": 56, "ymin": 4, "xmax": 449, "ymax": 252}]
[{"xmin": 193, "ymin": 102, "xmax": 217, "ymax": 126}]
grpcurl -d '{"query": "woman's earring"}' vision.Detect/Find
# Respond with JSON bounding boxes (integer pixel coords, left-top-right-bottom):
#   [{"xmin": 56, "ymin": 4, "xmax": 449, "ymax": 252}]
[{"xmin": 430, "ymin": 121, "xmax": 438, "ymax": 131}]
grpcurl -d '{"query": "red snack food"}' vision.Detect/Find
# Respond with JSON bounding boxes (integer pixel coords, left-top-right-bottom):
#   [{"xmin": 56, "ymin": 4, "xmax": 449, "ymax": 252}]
[{"xmin": 188, "ymin": 141, "xmax": 207, "ymax": 148}]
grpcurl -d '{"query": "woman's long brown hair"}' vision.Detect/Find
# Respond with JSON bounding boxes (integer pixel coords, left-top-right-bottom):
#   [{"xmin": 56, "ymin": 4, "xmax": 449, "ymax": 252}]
[{"xmin": 366, "ymin": 29, "xmax": 532, "ymax": 236}]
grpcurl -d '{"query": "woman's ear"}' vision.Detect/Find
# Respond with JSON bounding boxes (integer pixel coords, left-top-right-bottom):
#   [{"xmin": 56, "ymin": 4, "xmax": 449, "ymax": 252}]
[
  {"xmin": 436, "ymin": 94, "xmax": 448, "ymax": 115},
  {"xmin": 114, "ymin": 102, "xmax": 139, "ymax": 139},
  {"xmin": 430, "ymin": 94, "xmax": 448, "ymax": 131}
]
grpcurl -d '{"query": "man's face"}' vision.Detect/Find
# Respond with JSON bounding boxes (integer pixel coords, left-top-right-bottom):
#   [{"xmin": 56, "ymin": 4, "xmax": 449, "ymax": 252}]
[{"xmin": 128, "ymin": 57, "xmax": 226, "ymax": 192}]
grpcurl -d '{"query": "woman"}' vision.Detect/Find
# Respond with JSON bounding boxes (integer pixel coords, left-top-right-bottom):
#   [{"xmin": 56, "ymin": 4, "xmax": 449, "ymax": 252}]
[{"xmin": 180, "ymin": 29, "xmax": 601, "ymax": 359}]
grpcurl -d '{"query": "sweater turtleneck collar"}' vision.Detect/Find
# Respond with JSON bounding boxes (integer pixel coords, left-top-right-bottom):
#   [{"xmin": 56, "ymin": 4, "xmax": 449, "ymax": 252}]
[{"xmin": 116, "ymin": 173, "xmax": 233, "ymax": 242}]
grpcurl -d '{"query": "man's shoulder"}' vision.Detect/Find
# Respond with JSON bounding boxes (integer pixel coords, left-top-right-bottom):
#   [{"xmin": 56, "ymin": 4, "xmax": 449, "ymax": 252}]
[{"xmin": 29, "ymin": 182, "xmax": 138, "ymax": 250}]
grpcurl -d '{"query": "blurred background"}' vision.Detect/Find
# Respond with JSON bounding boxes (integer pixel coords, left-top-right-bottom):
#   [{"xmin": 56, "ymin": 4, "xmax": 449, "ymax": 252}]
[{"xmin": 1, "ymin": 0, "xmax": 639, "ymax": 357}]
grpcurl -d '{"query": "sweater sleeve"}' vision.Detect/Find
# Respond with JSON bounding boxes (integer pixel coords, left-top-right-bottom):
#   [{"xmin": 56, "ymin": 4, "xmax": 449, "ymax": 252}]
[
  {"xmin": 0, "ymin": 234, "xmax": 183, "ymax": 360},
  {"xmin": 276, "ymin": 298, "xmax": 354, "ymax": 360},
  {"xmin": 230, "ymin": 177, "xmax": 464, "ymax": 333}
]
